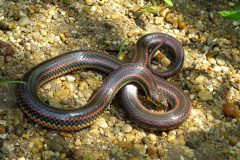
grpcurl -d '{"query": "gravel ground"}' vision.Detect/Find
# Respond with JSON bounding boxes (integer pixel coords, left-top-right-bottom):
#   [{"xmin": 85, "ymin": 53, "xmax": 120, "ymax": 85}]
[{"xmin": 0, "ymin": 0, "xmax": 240, "ymax": 160}]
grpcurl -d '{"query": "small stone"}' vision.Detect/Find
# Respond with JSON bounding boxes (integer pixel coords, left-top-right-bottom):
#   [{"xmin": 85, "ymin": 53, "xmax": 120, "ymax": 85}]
[
  {"xmin": 81, "ymin": 88, "xmax": 93, "ymax": 99},
  {"xmin": 18, "ymin": 16, "xmax": 31, "ymax": 26},
  {"xmin": 78, "ymin": 81, "xmax": 89, "ymax": 91},
  {"xmin": 54, "ymin": 89, "xmax": 70, "ymax": 101},
  {"xmin": 59, "ymin": 33, "xmax": 67, "ymax": 42},
  {"xmin": 90, "ymin": 6, "xmax": 97, "ymax": 12},
  {"xmin": 154, "ymin": 17, "xmax": 164, "ymax": 25},
  {"xmin": 75, "ymin": 139, "xmax": 81, "ymax": 146},
  {"xmin": 232, "ymin": 48, "xmax": 239, "ymax": 55},
  {"xmin": 167, "ymin": 131, "xmax": 176, "ymax": 143},
  {"xmin": 96, "ymin": 118, "xmax": 108, "ymax": 129},
  {"xmin": 223, "ymin": 102, "xmax": 240, "ymax": 118},
  {"xmin": 60, "ymin": 132, "xmax": 73, "ymax": 138},
  {"xmin": 148, "ymin": 133, "xmax": 157, "ymax": 143},
  {"xmin": 64, "ymin": 82, "xmax": 75, "ymax": 92},
  {"xmin": 36, "ymin": 22, "xmax": 46, "ymax": 28},
  {"xmin": 195, "ymin": 75, "xmax": 208, "ymax": 84},
  {"xmin": 189, "ymin": 94, "xmax": 196, "ymax": 100},
  {"xmin": 165, "ymin": 12, "xmax": 178, "ymax": 24},
  {"xmin": 119, "ymin": 141, "xmax": 133, "ymax": 150},
  {"xmin": 160, "ymin": 8, "xmax": 170, "ymax": 18},
  {"xmin": 32, "ymin": 137, "xmax": 44, "ymax": 150},
  {"xmin": 42, "ymin": 151, "xmax": 55, "ymax": 160},
  {"xmin": 85, "ymin": 0, "xmax": 95, "ymax": 5},
  {"xmin": 198, "ymin": 90, "xmax": 213, "ymax": 101},
  {"xmin": 0, "ymin": 20, "xmax": 9, "ymax": 30},
  {"xmin": 133, "ymin": 144, "xmax": 146, "ymax": 155},
  {"xmin": 22, "ymin": 133, "xmax": 30, "ymax": 139},
  {"xmin": 86, "ymin": 78, "xmax": 99, "ymax": 90},
  {"xmin": 43, "ymin": 83, "xmax": 51, "ymax": 90},
  {"xmin": 111, "ymin": 13, "xmax": 121, "ymax": 20},
  {"xmin": 228, "ymin": 136, "xmax": 238, "ymax": 146},
  {"xmin": 66, "ymin": 75, "xmax": 75, "ymax": 82},
  {"xmin": 1, "ymin": 141, "xmax": 12, "ymax": 154},
  {"xmin": 121, "ymin": 124, "xmax": 132, "ymax": 133},
  {"xmin": 0, "ymin": 124, "xmax": 6, "ymax": 134},
  {"xmin": 232, "ymin": 21, "xmax": 240, "ymax": 26},
  {"xmin": 46, "ymin": 136, "xmax": 64, "ymax": 152},
  {"xmin": 216, "ymin": 55, "xmax": 226, "ymax": 66},
  {"xmin": 0, "ymin": 134, "xmax": 7, "ymax": 139},
  {"xmin": 206, "ymin": 113, "xmax": 214, "ymax": 122},
  {"xmin": 18, "ymin": 157, "xmax": 26, "ymax": 160},
  {"xmin": 208, "ymin": 58, "xmax": 216, "ymax": 64},
  {"xmin": 90, "ymin": 128, "xmax": 99, "ymax": 135},
  {"xmin": 178, "ymin": 21, "xmax": 186, "ymax": 29},
  {"xmin": 125, "ymin": 133, "xmax": 135, "ymax": 142},
  {"xmin": 236, "ymin": 142, "xmax": 240, "ymax": 148},
  {"xmin": 48, "ymin": 98, "xmax": 61, "ymax": 108},
  {"xmin": 161, "ymin": 57, "xmax": 171, "ymax": 67},
  {"xmin": 213, "ymin": 65, "xmax": 222, "ymax": 72}
]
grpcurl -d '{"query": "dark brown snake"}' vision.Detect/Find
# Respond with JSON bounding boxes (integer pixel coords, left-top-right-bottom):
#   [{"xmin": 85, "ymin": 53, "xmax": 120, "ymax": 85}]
[{"xmin": 19, "ymin": 33, "xmax": 191, "ymax": 131}]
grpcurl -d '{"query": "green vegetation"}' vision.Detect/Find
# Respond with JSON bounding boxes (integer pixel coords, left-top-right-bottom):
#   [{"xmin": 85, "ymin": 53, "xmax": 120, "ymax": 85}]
[
  {"xmin": 0, "ymin": 80, "xmax": 27, "ymax": 85},
  {"xmin": 218, "ymin": 7, "xmax": 240, "ymax": 21},
  {"xmin": 141, "ymin": 5, "xmax": 164, "ymax": 14},
  {"xmin": 164, "ymin": 0, "xmax": 173, "ymax": 7},
  {"xmin": 117, "ymin": 39, "xmax": 127, "ymax": 60}
]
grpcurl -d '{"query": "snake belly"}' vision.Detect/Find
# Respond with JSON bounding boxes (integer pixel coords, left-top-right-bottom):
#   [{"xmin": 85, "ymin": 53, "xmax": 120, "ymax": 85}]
[{"xmin": 19, "ymin": 33, "xmax": 191, "ymax": 131}]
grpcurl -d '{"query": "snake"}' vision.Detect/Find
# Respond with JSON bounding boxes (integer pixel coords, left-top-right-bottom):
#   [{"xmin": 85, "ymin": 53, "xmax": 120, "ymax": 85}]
[{"xmin": 19, "ymin": 33, "xmax": 191, "ymax": 131}]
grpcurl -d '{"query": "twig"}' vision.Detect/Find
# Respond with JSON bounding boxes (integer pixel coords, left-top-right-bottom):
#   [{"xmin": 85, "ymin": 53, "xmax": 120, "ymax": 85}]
[{"xmin": 194, "ymin": 37, "xmax": 218, "ymax": 68}]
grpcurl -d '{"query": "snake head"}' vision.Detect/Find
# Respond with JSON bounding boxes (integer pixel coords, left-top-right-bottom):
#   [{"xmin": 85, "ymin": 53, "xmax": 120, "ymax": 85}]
[{"xmin": 147, "ymin": 90, "xmax": 168, "ymax": 110}]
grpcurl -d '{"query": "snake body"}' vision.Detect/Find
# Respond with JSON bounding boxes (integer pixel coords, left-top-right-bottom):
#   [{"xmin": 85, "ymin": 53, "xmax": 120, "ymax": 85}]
[{"xmin": 19, "ymin": 33, "xmax": 191, "ymax": 131}]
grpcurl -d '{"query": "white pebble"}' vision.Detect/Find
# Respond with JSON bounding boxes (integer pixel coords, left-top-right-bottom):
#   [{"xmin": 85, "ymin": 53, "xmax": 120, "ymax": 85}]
[
  {"xmin": 189, "ymin": 94, "xmax": 196, "ymax": 100},
  {"xmin": 66, "ymin": 75, "xmax": 75, "ymax": 82}
]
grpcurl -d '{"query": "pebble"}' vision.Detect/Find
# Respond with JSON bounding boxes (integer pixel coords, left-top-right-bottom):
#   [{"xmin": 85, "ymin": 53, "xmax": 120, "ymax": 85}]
[
  {"xmin": 86, "ymin": 78, "xmax": 99, "ymax": 90},
  {"xmin": 228, "ymin": 136, "xmax": 238, "ymax": 146},
  {"xmin": 125, "ymin": 133, "xmax": 135, "ymax": 142},
  {"xmin": 78, "ymin": 81, "xmax": 89, "ymax": 91},
  {"xmin": 213, "ymin": 65, "xmax": 222, "ymax": 72},
  {"xmin": 133, "ymin": 144, "xmax": 146, "ymax": 155},
  {"xmin": 195, "ymin": 75, "xmax": 208, "ymax": 84},
  {"xmin": 18, "ymin": 16, "xmax": 31, "ymax": 26},
  {"xmin": 206, "ymin": 113, "xmax": 215, "ymax": 122},
  {"xmin": 75, "ymin": 139, "xmax": 81, "ymax": 146},
  {"xmin": 1, "ymin": 141, "xmax": 12, "ymax": 154},
  {"xmin": 121, "ymin": 124, "xmax": 132, "ymax": 133},
  {"xmin": 167, "ymin": 131, "xmax": 176, "ymax": 143},
  {"xmin": 198, "ymin": 90, "xmax": 213, "ymax": 101},
  {"xmin": 66, "ymin": 75, "xmax": 76, "ymax": 82},
  {"xmin": 178, "ymin": 21, "xmax": 186, "ymax": 29},
  {"xmin": 96, "ymin": 118, "xmax": 108, "ymax": 129},
  {"xmin": 81, "ymin": 88, "xmax": 93, "ymax": 99},
  {"xmin": 0, "ymin": 133, "xmax": 7, "ymax": 139},
  {"xmin": 0, "ymin": 125, "xmax": 6, "ymax": 134},
  {"xmin": 85, "ymin": 0, "xmax": 95, "ymax": 5},
  {"xmin": 236, "ymin": 142, "xmax": 240, "ymax": 148},
  {"xmin": 208, "ymin": 58, "xmax": 216, "ymax": 64},
  {"xmin": 160, "ymin": 8, "xmax": 170, "ymax": 18},
  {"xmin": 42, "ymin": 151, "xmax": 55, "ymax": 160},
  {"xmin": 148, "ymin": 133, "xmax": 157, "ymax": 143},
  {"xmin": 223, "ymin": 102, "xmax": 240, "ymax": 118},
  {"xmin": 64, "ymin": 82, "xmax": 75, "ymax": 92},
  {"xmin": 54, "ymin": 88, "xmax": 70, "ymax": 101},
  {"xmin": 216, "ymin": 55, "xmax": 226, "ymax": 66},
  {"xmin": 154, "ymin": 17, "xmax": 164, "ymax": 25},
  {"xmin": 32, "ymin": 137, "xmax": 44, "ymax": 150}
]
